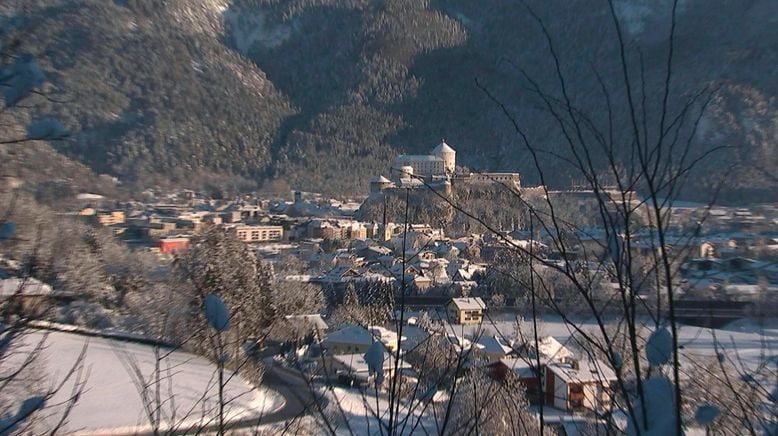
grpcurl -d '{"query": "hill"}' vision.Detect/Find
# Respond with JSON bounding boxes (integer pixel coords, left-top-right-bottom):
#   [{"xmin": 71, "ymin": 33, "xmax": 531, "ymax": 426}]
[{"xmin": 2, "ymin": 0, "xmax": 776, "ymax": 203}]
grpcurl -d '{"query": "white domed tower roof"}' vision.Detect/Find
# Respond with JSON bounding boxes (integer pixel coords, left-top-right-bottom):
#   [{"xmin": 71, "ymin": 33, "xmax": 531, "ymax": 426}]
[
  {"xmin": 371, "ymin": 175, "xmax": 391, "ymax": 184},
  {"xmin": 432, "ymin": 139, "xmax": 456, "ymax": 174},
  {"xmin": 432, "ymin": 140, "xmax": 455, "ymax": 155}
]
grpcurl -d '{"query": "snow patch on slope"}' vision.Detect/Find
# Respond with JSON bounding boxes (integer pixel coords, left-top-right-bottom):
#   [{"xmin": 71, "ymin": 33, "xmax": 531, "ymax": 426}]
[
  {"xmin": 169, "ymin": 0, "xmax": 230, "ymax": 36},
  {"xmin": 224, "ymin": 8, "xmax": 295, "ymax": 54},
  {"xmin": 614, "ymin": 0, "xmax": 690, "ymax": 36}
]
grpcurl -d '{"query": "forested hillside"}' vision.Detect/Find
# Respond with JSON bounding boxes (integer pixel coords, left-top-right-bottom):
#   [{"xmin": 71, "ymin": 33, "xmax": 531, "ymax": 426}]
[{"xmin": 2, "ymin": 0, "xmax": 776, "ymax": 202}]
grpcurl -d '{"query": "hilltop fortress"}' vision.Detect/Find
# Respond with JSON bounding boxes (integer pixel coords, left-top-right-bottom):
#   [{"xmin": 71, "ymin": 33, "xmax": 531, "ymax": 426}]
[{"xmin": 370, "ymin": 140, "xmax": 522, "ymax": 194}]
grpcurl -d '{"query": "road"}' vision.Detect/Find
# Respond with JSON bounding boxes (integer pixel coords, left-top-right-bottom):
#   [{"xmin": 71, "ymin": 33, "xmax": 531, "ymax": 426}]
[
  {"xmin": 256, "ymin": 361, "xmax": 319, "ymax": 424},
  {"xmin": 161, "ymin": 361, "xmax": 319, "ymax": 435}
]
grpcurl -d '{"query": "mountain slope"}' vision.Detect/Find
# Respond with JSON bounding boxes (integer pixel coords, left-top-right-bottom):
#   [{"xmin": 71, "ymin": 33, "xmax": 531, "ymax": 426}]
[
  {"xmin": 3, "ymin": 0, "xmax": 776, "ymax": 202},
  {"xmin": 4, "ymin": 0, "xmax": 294, "ymax": 191}
]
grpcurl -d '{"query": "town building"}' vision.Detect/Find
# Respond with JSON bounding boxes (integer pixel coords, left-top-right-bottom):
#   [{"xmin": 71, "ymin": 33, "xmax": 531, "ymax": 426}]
[
  {"xmin": 446, "ymin": 297, "xmax": 487, "ymax": 324},
  {"xmin": 545, "ymin": 358, "xmax": 617, "ymax": 412},
  {"xmin": 486, "ymin": 357, "xmax": 542, "ymax": 404},
  {"xmin": 79, "ymin": 209, "xmax": 126, "ymax": 226},
  {"xmin": 476, "ymin": 335, "xmax": 513, "ymax": 362},
  {"xmin": 158, "ymin": 237, "xmax": 190, "ymax": 254},
  {"xmin": 322, "ymin": 324, "xmax": 376, "ymax": 355},
  {"xmin": 325, "ymin": 351, "xmax": 412, "ymax": 386},
  {"xmin": 230, "ymin": 225, "xmax": 284, "ymax": 243}
]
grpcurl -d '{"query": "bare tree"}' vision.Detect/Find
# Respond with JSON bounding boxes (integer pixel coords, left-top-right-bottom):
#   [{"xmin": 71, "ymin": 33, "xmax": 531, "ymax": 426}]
[{"xmin": 0, "ymin": 26, "xmax": 88, "ymax": 434}]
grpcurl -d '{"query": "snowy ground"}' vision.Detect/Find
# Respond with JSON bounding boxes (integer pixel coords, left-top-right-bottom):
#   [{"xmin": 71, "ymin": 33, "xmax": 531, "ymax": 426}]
[
  {"xmin": 444, "ymin": 314, "xmax": 778, "ymax": 372},
  {"xmin": 10, "ymin": 330, "xmax": 283, "ymax": 434},
  {"xmin": 260, "ymin": 315, "xmax": 778, "ymax": 435},
  {"xmin": 326, "ymin": 386, "xmax": 438, "ymax": 436}
]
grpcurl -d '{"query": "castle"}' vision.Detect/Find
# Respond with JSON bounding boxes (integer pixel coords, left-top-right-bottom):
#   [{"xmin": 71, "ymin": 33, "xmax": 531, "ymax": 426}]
[
  {"xmin": 370, "ymin": 140, "xmax": 521, "ymax": 194},
  {"xmin": 394, "ymin": 140, "xmax": 456, "ymax": 178}
]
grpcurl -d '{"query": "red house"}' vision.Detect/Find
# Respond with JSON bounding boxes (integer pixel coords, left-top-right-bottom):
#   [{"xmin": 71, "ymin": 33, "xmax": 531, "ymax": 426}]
[
  {"xmin": 486, "ymin": 357, "xmax": 542, "ymax": 404},
  {"xmin": 158, "ymin": 237, "xmax": 190, "ymax": 254}
]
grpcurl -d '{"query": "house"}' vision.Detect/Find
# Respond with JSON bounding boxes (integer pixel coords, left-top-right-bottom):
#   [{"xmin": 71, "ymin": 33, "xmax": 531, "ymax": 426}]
[
  {"xmin": 356, "ymin": 245, "xmax": 393, "ymax": 261},
  {"xmin": 451, "ymin": 268, "xmax": 473, "ymax": 282},
  {"xmin": 322, "ymin": 324, "xmax": 376, "ymax": 355},
  {"xmin": 514, "ymin": 336, "xmax": 575, "ymax": 362},
  {"xmin": 435, "ymin": 243, "xmax": 460, "ymax": 259},
  {"xmin": 417, "ymin": 250, "xmax": 437, "ymax": 261},
  {"xmin": 412, "ymin": 275, "xmax": 433, "ymax": 293},
  {"xmin": 334, "ymin": 252, "xmax": 365, "ymax": 268},
  {"xmin": 368, "ymin": 325, "xmax": 406, "ymax": 352},
  {"xmin": 475, "ymin": 335, "xmax": 513, "ymax": 362},
  {"xmin": 446, "ymin": 297, "xmax": 486, "ymax": 325},
  {"xmin": 326, "ymin": 351, "xmax": 412, "ymax": 386},
  {"xmin": 0, "ymin": 277, "xmax": 68, "ymax": 316},
  {"xmin": 389, "ymin": 264, "xmax": 423, "ymax": 278},
  {"xmin": 486, "ymin": 357, "xmax": 542, "ymax": 404},
  {"xmin": 545, "ymin": 358, "xmax": 617, "ymax": 412},
  {"xmin": 318, "ymin": 266, "xmax": 360, "ymax": 284}
]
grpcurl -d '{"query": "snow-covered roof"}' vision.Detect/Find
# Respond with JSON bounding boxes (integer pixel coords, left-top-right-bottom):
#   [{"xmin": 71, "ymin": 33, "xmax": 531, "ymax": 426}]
[
  {"xmin": 371, "ymin": 175, "xmax": 392, "ymax": 183},
  {"xmin": 452, "ymin": 268, "xmax": 472, "ymax": 281},
  {"xmin": 492, "ymin": 357, "xmax": 537, "ymax": 379},
  {"xmin": 449, "ymin": 297, "xmax": 486, "ymax": 311},
  {"xmin": 284, "ymin": 314, "xmax": 328, "ymax": 331},
  {"xmin": 445, "ymin": 334, "xmax": 473, "ymax": 350},
  {"xmin": 431, "ymin": 140, "xmax": 455, "ymax": 155},
  {"xmin": 324, "ymin": 325, "xmax": 375, "ymax": 346},
  {"xmin": 398, "ymin": 177, "xmax": 425, "ymax": 187},
  {"xmin": 477, "ymin": 335, "xmax": 512, "ymax": 356},
  {"xmin": 324, "ymin": 266, "xmax": 359, "ymax": 281},
  {"xmin": 330, "ymin": 352, "xmax": 411, "ymax": 373},
  {"xmin": 546, "ymin": 359, "xmax": 617, "ymax": 384},
  {"xmin": 396, "ymin": 154, "xmax": 443, "ymax": 162},
  {"xmin": 537, "ymin": 336, "xmax": 574, "ymax": 361},
  {"xmin": 368, "ymin": 326, "xmax": 407, "ymax": 347},
  {"xmin": 76, "ymin": 192, "xmax": 105, "ymax": 200}
]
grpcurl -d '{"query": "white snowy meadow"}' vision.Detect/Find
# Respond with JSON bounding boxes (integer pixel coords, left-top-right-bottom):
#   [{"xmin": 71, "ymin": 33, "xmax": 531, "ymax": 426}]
[{"xmin": 7, "ymin": 330, "xmax": 282, "ymax": 434}]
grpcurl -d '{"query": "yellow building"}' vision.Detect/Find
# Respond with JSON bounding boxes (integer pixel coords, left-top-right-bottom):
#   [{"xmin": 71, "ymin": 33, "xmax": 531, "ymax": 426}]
[
  {"xmin": 81, "ymin": 210, "xmax": 125, "ymax": 226},
  {"xmin": 232, "ymin": 225, "xmax": 284, "ymax": 243},
  {"xmin": 446, "ymin": 297, "xmax": 486, "ymax": 325}
]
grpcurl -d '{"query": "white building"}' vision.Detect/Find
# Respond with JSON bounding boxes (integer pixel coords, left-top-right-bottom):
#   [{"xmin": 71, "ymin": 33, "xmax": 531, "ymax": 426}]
[
  {"xmin": 545, "ymin": 358, "xmax": 617, "ymax": 412},
  {"xmin": 393, "ymin": 140, "xmax": 456, "ymax": 179}
]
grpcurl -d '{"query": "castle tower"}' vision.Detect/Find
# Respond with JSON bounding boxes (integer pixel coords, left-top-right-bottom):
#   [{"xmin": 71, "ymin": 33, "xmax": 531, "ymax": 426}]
[
  {"xmin": 370, "ymin": 175, "xmax": 393, "ymax": 193},
  {"xmin": 431, "ymin": 139, "xmax": 456, "ymax": 174}
]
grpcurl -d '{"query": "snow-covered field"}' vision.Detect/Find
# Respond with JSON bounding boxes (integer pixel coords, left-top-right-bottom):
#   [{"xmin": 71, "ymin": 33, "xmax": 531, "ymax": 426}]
[{"xmin": 11, "ymin": 330, "xmax": 283, "ymax": 434}]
